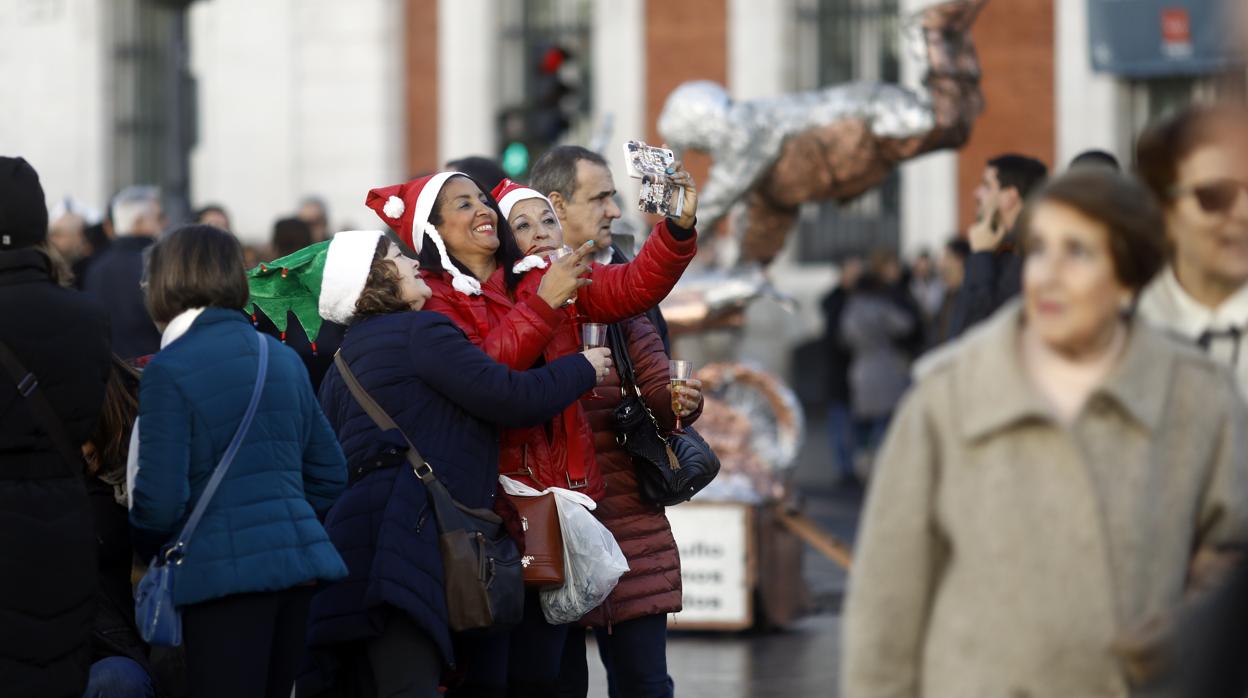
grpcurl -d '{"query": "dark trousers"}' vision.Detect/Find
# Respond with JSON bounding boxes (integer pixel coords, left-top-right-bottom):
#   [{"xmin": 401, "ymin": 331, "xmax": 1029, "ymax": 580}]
[
  {"xmin": 450, "ymin": 591, "xmax": 568, "ymax": 697},
  {"xmin": 365, "ymin": 612, "xmax": 442, "ymax": 697},
  {"xmin": 827, "ymin": 402, "xmax": 856, "ymax": 479},
  {"xmin": 559, "ymin": 615, "xmax": 674, "ymax": 698},
  {"xmin": 181, "ymin": 585, "xmax": 314, "ymax": 698}
]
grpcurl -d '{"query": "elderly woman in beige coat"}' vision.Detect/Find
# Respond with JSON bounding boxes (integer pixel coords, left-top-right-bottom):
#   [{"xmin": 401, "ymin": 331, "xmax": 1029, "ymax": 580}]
[{"xmin": 842, "ymin": 168, "xmax": 1248, "ymax": 698}]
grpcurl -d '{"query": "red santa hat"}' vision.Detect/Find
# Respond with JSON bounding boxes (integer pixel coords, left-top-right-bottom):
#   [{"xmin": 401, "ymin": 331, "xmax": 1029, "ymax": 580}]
[
  {"xmin": 491, "ymin": 178, "xmax": 554, "ymax": 220},
  {"xmin": 491, "ymin": 179, "xmax": 558, "ymax": 274},
  {"xmin": 365, "ymin": 172, "xmax": 482, "ymax": 296}
]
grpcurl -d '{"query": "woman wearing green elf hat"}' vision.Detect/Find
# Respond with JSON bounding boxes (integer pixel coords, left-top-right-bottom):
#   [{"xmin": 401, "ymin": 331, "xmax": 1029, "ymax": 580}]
[{"xmin": 247, "ymin": 230, "xmax": 611, "ymax": 696}]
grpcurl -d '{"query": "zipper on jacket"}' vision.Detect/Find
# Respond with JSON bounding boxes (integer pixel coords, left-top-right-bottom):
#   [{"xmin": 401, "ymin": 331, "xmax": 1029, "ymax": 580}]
[{"xmin": 477, "ymin": 531, "xmax": 487, "ymax": 581}]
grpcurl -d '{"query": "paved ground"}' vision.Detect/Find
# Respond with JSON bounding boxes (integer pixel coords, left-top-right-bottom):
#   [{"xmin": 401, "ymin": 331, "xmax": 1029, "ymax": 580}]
[{"xmin": 583, "ymin": 409, "xmax": 865, "ymax": 697}]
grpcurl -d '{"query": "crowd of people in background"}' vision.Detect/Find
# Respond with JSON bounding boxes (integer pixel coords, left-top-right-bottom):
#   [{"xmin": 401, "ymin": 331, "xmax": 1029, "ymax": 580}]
[
  {"xmin": 1, "ymin": 144, "xmax": 701, "ymax": 697},
  {"xmin": 6, "ymin": 96, "xmax": 1248, "ymax": 698}
]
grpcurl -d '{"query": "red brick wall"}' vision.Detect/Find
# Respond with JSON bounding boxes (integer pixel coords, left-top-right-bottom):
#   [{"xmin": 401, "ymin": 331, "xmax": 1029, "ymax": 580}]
[
  {"xmin": 406, "ymin": 0, "xmax": 439, "ymax": 177},
  {"xmin": 645, "ymin": 0, "xmax": 728, "ymax": 186},
  {"xmin": 957, "ymin": 0, "xmax": 1055, "ymax": 230}
]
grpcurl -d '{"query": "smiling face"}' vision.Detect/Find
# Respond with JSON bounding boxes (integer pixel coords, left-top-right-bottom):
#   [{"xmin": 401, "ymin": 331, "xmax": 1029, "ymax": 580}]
[
  {"xmin": 1023, "ymin": 201, "xmax": 1130, "ymax": 356},
  {"xmin": 508, "ymin": 197, "xmax": 564, "ymax": 256},
  {"xmin": 1166, "ymin": 140, "xmax": 1248, "ymax": 297},
  {"xmin": 385, "ymin": 242, "xmax": 431, "ymax": 310},
  {"xmin": 432, "ymin": 176, "xmax": 500, "ymax": 262}
]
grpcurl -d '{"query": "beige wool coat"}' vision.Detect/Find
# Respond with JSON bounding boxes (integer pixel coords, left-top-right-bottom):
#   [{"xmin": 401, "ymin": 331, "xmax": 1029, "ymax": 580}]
[{"xmin": 842, "ymin": 302, "xmax": 1248, "ymax": 698}]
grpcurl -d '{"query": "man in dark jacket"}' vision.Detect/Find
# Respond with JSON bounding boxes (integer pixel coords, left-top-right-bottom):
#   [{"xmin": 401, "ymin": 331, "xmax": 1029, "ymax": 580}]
[
  {"xmin": 0, "ymin": 156, "xmax": 111, "ymax": 697},
  {"xmin": 531, "ymin": 146, "xmax": 692, "ymax": 696},
  {"xmin": 948, "ymin": 154, "xmax": 1047, "ymax": 338},
  {"xmin": 83, "ymin": 185, "xmax": 164, "ymax": 359}
]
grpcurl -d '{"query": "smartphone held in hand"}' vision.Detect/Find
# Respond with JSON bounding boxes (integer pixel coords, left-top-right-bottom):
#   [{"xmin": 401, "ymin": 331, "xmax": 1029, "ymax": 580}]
[{"xmin": 623, "ymin": 140, "xmax": 685, "ymax": 218}]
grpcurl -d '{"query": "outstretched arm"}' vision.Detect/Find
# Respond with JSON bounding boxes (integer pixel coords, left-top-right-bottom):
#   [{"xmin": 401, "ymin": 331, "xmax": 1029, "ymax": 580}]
[
  {"xmin": 412, "ymin": 316, "xmax": 595, "ymax": 428},
  {"xmin": 576, "ymin": 218, "xmax": 697, "ymax": 323}
]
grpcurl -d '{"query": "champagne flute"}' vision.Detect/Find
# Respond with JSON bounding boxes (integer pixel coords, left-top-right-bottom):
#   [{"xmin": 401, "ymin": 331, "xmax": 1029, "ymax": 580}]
[
  {"xmin": 670, "ymin": 360, "xmax": 692, "ymax": 433},
  {"xmin": 550, "ymin": 244, "xmax": 577, "ymax": 306},
  {"xmin": 582, "ymin": 323, "xmax": 608, "ymax": 399}
]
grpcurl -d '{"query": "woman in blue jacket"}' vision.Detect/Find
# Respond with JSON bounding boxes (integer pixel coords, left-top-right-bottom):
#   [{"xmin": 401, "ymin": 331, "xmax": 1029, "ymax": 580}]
[
  {"xmin": 129, "ymin": 225, "xmax": 349, "ymax": 698},
  {"xmin": 252, "ymin": 230, "xmax": 609, "ymax": 696}
]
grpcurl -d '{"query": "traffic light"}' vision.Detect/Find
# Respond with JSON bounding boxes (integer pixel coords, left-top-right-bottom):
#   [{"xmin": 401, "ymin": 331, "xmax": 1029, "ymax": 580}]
[{"xmin": 529, "ymin": 44, "xmax": 580, "ymax": 147}]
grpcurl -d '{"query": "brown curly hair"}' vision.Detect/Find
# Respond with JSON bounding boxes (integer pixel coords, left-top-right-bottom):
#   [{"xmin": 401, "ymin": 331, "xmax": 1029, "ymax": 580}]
[
  {"xmin": 84, "ymin": 356, "xmax": 140, "ymax": 477},
  {"xmin": 353, "ymin": 238, "xmax": 413, "ymax": 318}
]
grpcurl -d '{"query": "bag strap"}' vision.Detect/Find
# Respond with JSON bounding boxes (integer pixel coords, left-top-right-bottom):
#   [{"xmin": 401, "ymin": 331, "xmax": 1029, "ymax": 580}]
[
  {"xmin": 332, "ymin": 351, "xmax": 435, "ymax": 482},
  {"xmin": 166, "ymin": 332, "xmax": 268, "ymax": 561},
  {"xmin": 607, "ymin": 323, "xmax": 673, "ymax": 438},
  {"xmin": 607, "ymin": 323, "xmax": 640, "ymax": 397},
  {"xmin": 0, "ymin": 338, "xmax": 88, "ymax": 477},
  {"xmin": 332, "ymin": 351, "xmax": 468, "ymax": 532}
]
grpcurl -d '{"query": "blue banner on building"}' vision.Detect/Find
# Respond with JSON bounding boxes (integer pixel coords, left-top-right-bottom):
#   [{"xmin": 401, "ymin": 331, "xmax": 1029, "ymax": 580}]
[{"xmin": 1088, "ymin": 0, "xmax": 1239, "ymax": 77}]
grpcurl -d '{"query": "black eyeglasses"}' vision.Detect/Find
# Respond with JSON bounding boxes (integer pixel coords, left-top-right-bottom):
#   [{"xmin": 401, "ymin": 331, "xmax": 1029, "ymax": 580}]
[{"xmin": 1171, "ymin": 179, "xmax": 1248, "ymax": 215}]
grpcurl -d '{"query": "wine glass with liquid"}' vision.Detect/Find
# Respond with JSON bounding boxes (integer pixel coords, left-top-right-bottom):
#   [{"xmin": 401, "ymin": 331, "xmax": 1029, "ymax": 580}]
[
  {"xmin": 582, "ymin": 323, "xmax": 608, "ymax": 399},
  {"xmin": 550, "ymin": 244, "xmax": 577, "ymax": 306},
  {"xmin": 670, "ymin": 360, "xmax": 692, "ymax": 433}
]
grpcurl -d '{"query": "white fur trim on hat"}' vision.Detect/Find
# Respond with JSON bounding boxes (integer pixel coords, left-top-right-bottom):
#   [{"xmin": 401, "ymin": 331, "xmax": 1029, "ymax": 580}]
[
  {"xmin": 383, "ymin": 195, "xmax": 405, "ymax": 220},
  {"xmin": 423, "ymin": 223, "xmax": 482, "ymax": 296},
  {"xmin": 497, "ymin": 186, "xmax": 553, "ymax": 220},
  {"xmin": 413, "ymin": 171, "xmax": 461, "ymax": 235},
  {"xmin": 511, "ymin": 254, "xmax": 549, "ymax": 274},
  {"xmin": 319, "ymin": 230, "xmax": 386, "ymax": 325}
]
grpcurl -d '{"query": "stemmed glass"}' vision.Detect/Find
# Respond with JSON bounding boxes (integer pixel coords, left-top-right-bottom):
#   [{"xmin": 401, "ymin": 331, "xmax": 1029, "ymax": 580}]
[
  {"xmin": 550, "ymin": 244, "xmax": 577, "ymax": 306},
  {"xmin": 582, "ymin": 323, "xmax": 608, "ymax": 399},
  {"xmin": 670, "ymin": 360, "xmax": 692, "ymax": 433}
]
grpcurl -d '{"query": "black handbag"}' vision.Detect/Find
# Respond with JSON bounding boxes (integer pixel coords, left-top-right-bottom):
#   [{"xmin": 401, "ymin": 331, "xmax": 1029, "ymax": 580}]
[
  {"xmin": 608, "ymin": 324, "xmax": 720, "ymax": 506},
  {"xmin": 333, "ymin": 352, "xmax": 523, "ymax": 634}
]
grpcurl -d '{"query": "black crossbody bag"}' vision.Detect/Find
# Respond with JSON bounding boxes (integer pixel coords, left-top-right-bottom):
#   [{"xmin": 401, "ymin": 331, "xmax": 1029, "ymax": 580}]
[{"xmin": 608, "ymin": 324, "xmax": 720, "ymax": 506}]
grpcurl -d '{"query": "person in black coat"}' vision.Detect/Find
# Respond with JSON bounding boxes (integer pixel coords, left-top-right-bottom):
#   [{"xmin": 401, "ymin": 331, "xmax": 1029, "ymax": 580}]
[
  {"xmin": 268, "ymin": 232, "xmax": 609, "ymax": 696},
  {"xmin": 81, "ymin": 356, "xmax": 157, "ymax": 697},
  {"xmin": 948, "ymin": 154, "xmax": 1047, "ymax": 338},
  {"xmin": 82, "ymin": 185, "xmax": 165, "ymax": 360},
  {"xmin": 0, "ymin": 156, "xmax": 112, "ymax": 697}
]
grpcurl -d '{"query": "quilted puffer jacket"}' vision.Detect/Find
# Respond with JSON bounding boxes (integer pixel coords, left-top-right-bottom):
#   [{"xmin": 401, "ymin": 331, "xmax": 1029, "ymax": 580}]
[
  {"xmin": 421, "ymin": 218, "xmax": 697, "ymax": 501},
  {"xmin": 130, "ymin": 309, "xmax": 349, "ymax": 606},
  {"xmin": 579, "ymin": 315, "xmax": 702, "ymax": 627},
  {"xmin": 308, "ymin": 311, "xmax": 595, "ymax": 665}
]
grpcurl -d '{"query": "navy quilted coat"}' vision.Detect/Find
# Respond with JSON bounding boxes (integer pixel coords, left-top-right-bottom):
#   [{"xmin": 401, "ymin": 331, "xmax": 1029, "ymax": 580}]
[
  {"xmin": 130, "ymin": 309, "xmax": 349, "ymax": 606},
  {"xmin": 309, "ymin": 310, "xmax": 595, "ymax": 664}
]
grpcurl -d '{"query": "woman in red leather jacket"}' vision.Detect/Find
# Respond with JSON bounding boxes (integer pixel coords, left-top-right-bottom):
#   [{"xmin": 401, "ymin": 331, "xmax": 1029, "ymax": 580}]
[{"xmin": 362, "ymin": 168, "xmax": 699, "ymax": 696}]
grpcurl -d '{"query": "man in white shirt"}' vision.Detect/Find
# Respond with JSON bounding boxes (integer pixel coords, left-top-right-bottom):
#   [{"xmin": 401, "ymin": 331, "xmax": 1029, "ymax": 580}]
[{"xmin": 1136, "ymin": 104, "xmax": 1248, "ymax": 394}]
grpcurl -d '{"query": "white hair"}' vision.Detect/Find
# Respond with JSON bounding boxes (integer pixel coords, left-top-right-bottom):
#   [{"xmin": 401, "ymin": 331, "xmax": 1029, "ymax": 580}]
[{"xmin": 110, "ymin": 186, "xmax": 161, "ymax": 235}]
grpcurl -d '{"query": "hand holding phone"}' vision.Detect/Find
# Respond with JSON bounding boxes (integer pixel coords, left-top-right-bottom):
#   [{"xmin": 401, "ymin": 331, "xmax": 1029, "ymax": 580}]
[
  {"xmin": 623, "ymin": 140, "xmax": 685, "ymax": 218},
  {"xmin": 968, "ymin": 201, "xmax": 1006, "ymax": 253}
]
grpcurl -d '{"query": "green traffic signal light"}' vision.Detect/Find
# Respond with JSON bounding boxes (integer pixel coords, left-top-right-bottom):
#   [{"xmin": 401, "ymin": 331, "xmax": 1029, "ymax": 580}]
[{"xmin": 502, "ymin": 142, "xmax": 530, "ymax": 178}]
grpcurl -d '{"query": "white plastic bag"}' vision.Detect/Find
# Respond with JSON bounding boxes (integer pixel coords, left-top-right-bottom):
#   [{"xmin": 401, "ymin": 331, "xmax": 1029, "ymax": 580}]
[{"xmin": 499, "ymin": 476, "xmax": 630, "ymax": 624}]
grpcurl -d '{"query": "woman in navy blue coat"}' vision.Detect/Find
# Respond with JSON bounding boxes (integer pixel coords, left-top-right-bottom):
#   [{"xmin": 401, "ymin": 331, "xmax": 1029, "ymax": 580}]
[
  {"xmin": 296, "ymin": 231, "xmax": 610, "ymax": 696},
  {"xmin": 129, "ymin": 226, "xmax": 348, "ymax": 698}
]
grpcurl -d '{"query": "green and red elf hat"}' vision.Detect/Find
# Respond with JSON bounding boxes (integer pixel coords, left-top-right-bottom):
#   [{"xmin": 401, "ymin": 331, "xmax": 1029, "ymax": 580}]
[{"xmin": 245, "ymin": 230, "xmax": 387, "ymax": 351}]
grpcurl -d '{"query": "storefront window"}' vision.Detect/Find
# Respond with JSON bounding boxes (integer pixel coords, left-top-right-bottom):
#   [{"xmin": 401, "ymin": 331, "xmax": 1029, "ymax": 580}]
[{"xmin": 792, "ymin": 0, "xmax": 901, "ymax": 264}]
